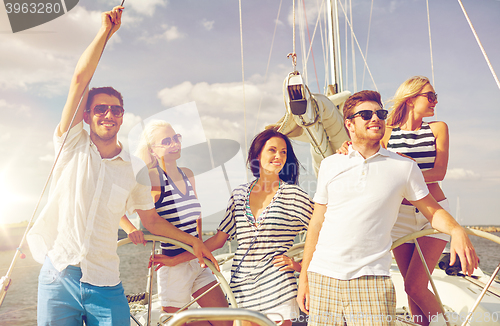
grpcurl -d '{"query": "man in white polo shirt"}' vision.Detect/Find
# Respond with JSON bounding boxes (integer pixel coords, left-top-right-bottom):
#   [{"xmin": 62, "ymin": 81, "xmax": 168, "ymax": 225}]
[
  {"xmin": 296, "ymin": 90, "xmax": 478, "ymax": 326},
  {"xmin": 27, "ymin": 6, "xmax": 217, "ymax": 326}
]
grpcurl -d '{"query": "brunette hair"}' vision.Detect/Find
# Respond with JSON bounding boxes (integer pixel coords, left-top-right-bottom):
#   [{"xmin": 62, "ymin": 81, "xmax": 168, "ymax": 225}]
[
  {"xmin": 387, "ymin": 76, "xmax": 430, "ymax": 127},
  {"xmin": 85, "ymin": 87, "xmax": 124, "ymax": 112},
  {"xmin": 247, "ymin": 129, "xmax": 301, "ymax": 185},
  {"xmin": 343, "ymin": 90, "xmax": 383, "ymax": 119}
]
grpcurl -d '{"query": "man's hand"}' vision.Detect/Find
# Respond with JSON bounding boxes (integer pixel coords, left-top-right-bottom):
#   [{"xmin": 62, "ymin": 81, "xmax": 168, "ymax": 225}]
[
  {"xmin": 102, "ymin": 6, "xmax": 124, "ymax": 37},
  {"xmin": 449, "ymin": 227, "xmax": 479, "ymax": 276},
  {"xmin": 297, "ymin": 273, "xmax": 310, "ymax": 314},
  {"xmin": 192, "ymin": 238, "xmax": 220, "ymax": 272},
  {"xmin": 128, "ymin": 229, "xmax": 146, "ymax": 246}
]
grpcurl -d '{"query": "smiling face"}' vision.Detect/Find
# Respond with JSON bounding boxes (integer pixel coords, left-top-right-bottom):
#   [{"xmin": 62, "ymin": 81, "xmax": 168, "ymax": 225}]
[
  {"xmin": 84, "ymin": 93, "xmax": 123, "ymax": 143},
  {"xmin": 410, "ymin": 83, "xmax": 438, "ymax": 119},
  {"xmin": 346, "ymin": 101, "xmax": 386, "ymax": 144},
  {"xmin": 258, "ymin": 136, "xmax": 287, "ymax": 177},
  {"xmin": 150, "ymin": 124, "xmax": 181, "ymax": 163}
]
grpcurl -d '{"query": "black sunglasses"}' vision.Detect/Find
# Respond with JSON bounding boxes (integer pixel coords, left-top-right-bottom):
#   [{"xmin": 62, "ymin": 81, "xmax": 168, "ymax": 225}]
[
  {"xmin": 416, "ymin": 92, "xmax": 438, "ymax": 103},
  {"xmin": 91, "ymin": 105, "xmax": 125, "ymax": 118},
  {"xmin": 348, "ymin": 109, "xmax": 388, "ymax": 121},
  {"xmin": 154, "ymin": 134, "xmax": 182, "ymax": 147}
]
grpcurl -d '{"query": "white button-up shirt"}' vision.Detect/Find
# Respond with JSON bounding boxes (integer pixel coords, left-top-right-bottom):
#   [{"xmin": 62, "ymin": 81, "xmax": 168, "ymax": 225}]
[{"xmin": 28, "ymin": 122, "xmax": 154, "ymax": 286}]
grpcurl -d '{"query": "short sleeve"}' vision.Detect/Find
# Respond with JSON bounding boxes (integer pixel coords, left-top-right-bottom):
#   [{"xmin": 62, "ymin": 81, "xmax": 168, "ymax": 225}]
[
  {"xmin": 403, "ymin": 161, "xmax": 429, "ymax": 202},
  {"xmin": 313, "ymin": 159, "xmax": 330, "ymax": 205},
  {"xmin": 218, "ymin": 192, "xmax": 237, "ymax": 239},
  {"xmin": 292, "ymin": 186, "xmax": 314, "ymax": 227}
]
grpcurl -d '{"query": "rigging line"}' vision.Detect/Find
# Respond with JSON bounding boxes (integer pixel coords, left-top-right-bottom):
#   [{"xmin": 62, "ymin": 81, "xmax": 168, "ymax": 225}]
[
  {"xmin": 301, "ymin": 0, "xmax": 321, "ymax": 93},
  {"xmin": 344, "ymin": 0, "xmax": 349, "ymax": 91},
  {"xmin": 337, "ymin": 0, "xmax": 378, "ymax": 92},
  {"xmin": 426, "ymin": 0, "xmax": 435, "ymax": 88},
  {"xmin": 0, "ymin": 6, "xmax": 121, "ymax": 307},
  {"xmin": 254, "ymin": 0, "xmax": 284, "ymax": 136},
  {"xmin": 318, "ymin": 0, "xmax": 329, "ymax": 92},
  {"xmin": 349, "ymin": 0, "xmax": 356, "ymax": 92},
  {"xmin": 457, "ymin": 0, "xmax": 500, "ymax": 92},
  {"xmin": 361, "ymin": 0, "xmax": 374, "ymax": 90},
  {"xmin": 238, "ymin": 0, "xmax": 248, "ymax": 170}
]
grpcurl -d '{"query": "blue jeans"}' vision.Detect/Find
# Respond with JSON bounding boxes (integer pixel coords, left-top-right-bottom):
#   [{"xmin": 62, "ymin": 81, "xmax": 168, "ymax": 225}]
[{"xmin": 37, "ymin": 257, "xmax": 130, "ymax": 326}]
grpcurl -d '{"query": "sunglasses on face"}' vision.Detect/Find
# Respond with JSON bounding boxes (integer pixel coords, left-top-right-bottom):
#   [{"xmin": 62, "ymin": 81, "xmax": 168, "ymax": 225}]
[
  {"xmin": 416, "ymin": 92, "xmax": 438, "ymax": 103},
  {"xmin": 154, "ymin": 134, "xmax": 182, "ymax": 147},
  {"xmin": 91, "ymin": 105, "xmax": 125, "ymax": 118},
  {"xmin": 347, "ymin": 109, "xmax": 388, "ymax": 121}
]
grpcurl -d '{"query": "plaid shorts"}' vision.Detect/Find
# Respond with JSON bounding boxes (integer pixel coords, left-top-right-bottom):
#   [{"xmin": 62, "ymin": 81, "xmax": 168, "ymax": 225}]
[{"xmin": 307, "ymin": 272, "xmax": 396, "ymax": 326}]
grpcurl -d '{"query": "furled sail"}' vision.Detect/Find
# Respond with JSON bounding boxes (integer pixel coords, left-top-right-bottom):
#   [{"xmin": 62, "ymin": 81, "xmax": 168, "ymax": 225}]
[{"xmin": 267, "ymin": 72, "xmax": 351, "ymax": 176}]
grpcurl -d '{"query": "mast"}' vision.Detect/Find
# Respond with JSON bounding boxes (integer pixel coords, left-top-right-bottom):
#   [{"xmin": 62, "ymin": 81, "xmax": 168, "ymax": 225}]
[{"xmin": 327, "ymin": 0, "xmax": 343, "ymax": 93}]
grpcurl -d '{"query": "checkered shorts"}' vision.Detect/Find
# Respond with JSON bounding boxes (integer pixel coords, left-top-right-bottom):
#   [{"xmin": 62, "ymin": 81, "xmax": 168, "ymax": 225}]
[{"xmin": 307, "ymin": 272, "xmax": 396, "ymax": 326}]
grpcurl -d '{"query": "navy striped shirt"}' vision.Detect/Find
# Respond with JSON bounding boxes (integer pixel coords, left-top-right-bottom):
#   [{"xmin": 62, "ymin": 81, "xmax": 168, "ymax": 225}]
[
  {"xmin": 387, "ymin": 121, "xmax": 436, "ymax": 172},
  {"xmin": 218, "ymin": 181, "xmax": 314, "ymax": 311},
  {"xmin": 155, "ymin": 167, "xmax": 201, "ymax": 256}
]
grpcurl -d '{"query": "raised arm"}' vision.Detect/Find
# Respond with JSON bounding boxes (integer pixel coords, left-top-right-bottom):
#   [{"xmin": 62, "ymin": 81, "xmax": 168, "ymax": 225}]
[
  {"xmin": 58, "ymin": 6, "xmax": 124, "ymax": 136},
  {"xmin": 410, "ymin": 195, "xmax": 478, "ymax": 276},
  {"xmin": 297, "ymin": 203, "xmax": 326, "ymax": 314}
]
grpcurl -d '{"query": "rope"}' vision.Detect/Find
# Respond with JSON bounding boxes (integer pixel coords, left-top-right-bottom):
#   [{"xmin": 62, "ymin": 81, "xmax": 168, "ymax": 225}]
[
  {"xmin": 301, "ymin": 0, "xmax": 321, "ymax": 93},
  {"xmin": 254, "ymin": 0, "xmax": 284, "ymax": 136},
  {"xmin": 337, "ymin": 0, "xmax": 378, "ymax": 91},
  {"xmin": 457, "ymin": 0, "xmax": 500, "ymax": 92},
  {"xmin": 361, "ymin": 0, "xmax": 374, "ymax": 89},
  {"xmin": 287, "ymin": 0, "xmax": 298, "ymax": 72},
  {"xmin": 349, "ymin": 0, "xmax": 356, "ymax": 92},
  {"xmin": 426, "ymin": 0, "xmax": 435, "ymax": 87},
  {"xmin": 238, "ymin": 0, "xmax": 248, "ymax": 178}
]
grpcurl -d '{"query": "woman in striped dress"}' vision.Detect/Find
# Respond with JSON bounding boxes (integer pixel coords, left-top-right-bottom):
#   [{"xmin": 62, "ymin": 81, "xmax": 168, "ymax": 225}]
[
  {"xmin": 136, "ymin": 120, "xmax": 230, "ymax": 326},
  {"xmin": 154, "ymin": 129, "xmax": 314, "ymax": 326},
  {"xmin": 382, "ymin": 76, "xmax": 450, "ymax": 326}
]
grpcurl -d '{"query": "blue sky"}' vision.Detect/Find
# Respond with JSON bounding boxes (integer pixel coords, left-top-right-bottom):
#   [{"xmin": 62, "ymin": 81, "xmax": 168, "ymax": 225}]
[{"xmin": 0, "ymin": 0, "xmax": 499, "ymax": 228}]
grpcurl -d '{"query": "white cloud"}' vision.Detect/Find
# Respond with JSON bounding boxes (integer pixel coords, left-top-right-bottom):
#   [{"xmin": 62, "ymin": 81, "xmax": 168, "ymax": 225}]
[
  {"xmin": 0, "ymin": 6, "xmax": 106, "ymax": 96},
  {"xmin": 39, "ymin": 154, "xmax": 55, "ymax": 162},
  {"xmin": 201, "ymin": 19, "xmax": 215, "ymax": 31},
  {"xmin": 118, "ymin": 112, "xmax": 143, "ymax": 151},
  {"xmin": 127, "ymin": 0, "xmax": 167, "ymax": 16},
  {"xmin": 139, "ymin": 24, "xmax": 184, "ymax": 43},
  {"xmin": 445, "ymin": 168, "xmax": 481, "ymax": 181}
]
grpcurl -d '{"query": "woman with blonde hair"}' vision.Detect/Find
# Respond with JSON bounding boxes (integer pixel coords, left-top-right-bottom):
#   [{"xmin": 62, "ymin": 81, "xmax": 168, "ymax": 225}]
[
  {"xmin": 136, "ymin": 120, "xmax": 230, "ymax": 326},
  {"xmin": 382, "ymin": 76, "xmax": 450, "ymax": 326}
]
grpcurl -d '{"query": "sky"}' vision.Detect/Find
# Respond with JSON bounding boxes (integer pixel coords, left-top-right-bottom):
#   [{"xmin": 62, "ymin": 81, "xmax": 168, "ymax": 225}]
[{"xmin": 0, "ymin": 0, "xmax": 499, "ymax": 229}]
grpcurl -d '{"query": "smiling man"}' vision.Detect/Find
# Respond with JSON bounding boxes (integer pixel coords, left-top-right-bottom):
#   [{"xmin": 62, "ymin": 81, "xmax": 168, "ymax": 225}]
[
  {"xmin": 296, "ymin": 90, "xmax": 478, "ymax": 326},
  {"xmin": 27, "ymin": 6, "xmax": 217, "ymax": 326}
]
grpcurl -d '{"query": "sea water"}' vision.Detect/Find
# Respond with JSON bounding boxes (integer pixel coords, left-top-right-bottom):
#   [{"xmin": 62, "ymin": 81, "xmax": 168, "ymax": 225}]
[{"xmin": 0, "ymin": 233, "xmax": 499, "ymax": 325}]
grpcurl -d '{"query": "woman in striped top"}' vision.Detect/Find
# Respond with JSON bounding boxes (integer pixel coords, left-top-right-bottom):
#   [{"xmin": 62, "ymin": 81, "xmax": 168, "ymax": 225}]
[
  {"xmin": 382, "ymin": 76, "xmax": 450, "ymax": 326},
  {"xmin": 136, "ymin": 120, "xmax": 230, "ymax": 326},
  {"xmin": 157, "ymin": 129, "xmax": 314, "ymax": 326}
]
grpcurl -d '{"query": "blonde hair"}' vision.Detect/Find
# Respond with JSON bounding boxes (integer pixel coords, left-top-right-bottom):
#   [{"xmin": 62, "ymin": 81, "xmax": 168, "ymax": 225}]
[
  {"xmin": 135, "ymin": 120, "xmax": 173, "ymax": 168},
  {"xmin": 387, "ymin": 76, "xmax": 430, "ymax": 127}
]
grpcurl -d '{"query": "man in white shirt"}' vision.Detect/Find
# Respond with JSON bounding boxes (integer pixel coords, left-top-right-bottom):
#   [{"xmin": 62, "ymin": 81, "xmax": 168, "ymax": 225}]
[
  {"xmin": 296, "ymin": 90, "xmax": 478, "ymax": 326},
  {"xmin": 27, "ymin": 6, "xmax": 217, "ymax": 326}
]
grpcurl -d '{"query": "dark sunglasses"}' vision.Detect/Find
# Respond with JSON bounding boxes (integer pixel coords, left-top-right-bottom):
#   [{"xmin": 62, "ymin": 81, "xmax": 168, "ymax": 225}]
[
  {"xmin": 154, "ymin": 134, "xmax": 182, "ymax": 147},
  {"xmin": 348, "ymin": 109, "xmax": 388, "ymax": 121},
  {"xmin": 91, "ymin": 105, "xmax": 125, "ymax": 118},
  {"xmin": 416, "ymin": 92, "xmax": 438, "ymax": 103}
]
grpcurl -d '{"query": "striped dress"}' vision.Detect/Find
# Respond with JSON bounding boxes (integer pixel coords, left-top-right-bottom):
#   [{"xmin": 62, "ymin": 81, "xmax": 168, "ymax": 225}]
[
  {"xmin": 386, "ymin": 121, "xmax": 436, "ymax": 172},
  {"xmin": 218, "ymin": 181, "xmax": 314, "ymax": 311},
  {"xmin": 154, "ymin": 166, "xmax": 201, "ymax": 256}
]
